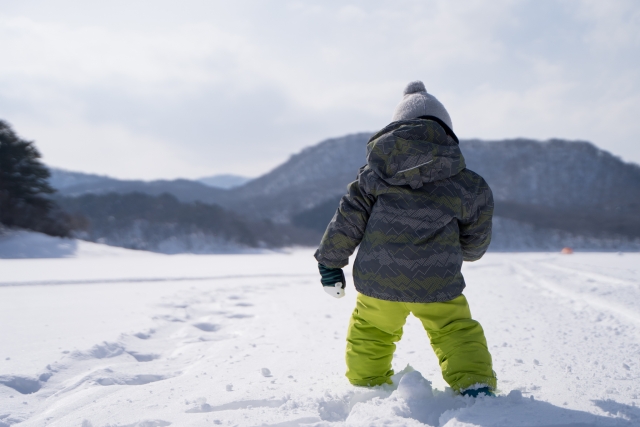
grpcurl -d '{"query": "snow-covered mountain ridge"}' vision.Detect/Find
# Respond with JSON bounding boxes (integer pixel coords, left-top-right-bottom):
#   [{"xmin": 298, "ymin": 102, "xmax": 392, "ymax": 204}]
[
  {"xmin": 245, "ymin": 136, "xmax": 640, "ymax": 222},
  {"xmin": 50, "ymin": 135, "xmax": 640, "ymax": 250},
  {"xmin": 51, "ymin": 135, "xmax": 640, "ymax": 219}
]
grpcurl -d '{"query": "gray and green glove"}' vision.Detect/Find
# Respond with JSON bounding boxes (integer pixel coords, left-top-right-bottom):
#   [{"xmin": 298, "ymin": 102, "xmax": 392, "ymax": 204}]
[{"xmin": 318, "ymin": 263, "xmax": 346, "ymax": 299}]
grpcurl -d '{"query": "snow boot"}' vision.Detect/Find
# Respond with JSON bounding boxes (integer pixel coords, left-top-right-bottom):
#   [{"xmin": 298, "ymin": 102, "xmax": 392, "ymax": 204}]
[{"xmin": 461, "ymin": 386, "xmax": 495, "ymax": 397}]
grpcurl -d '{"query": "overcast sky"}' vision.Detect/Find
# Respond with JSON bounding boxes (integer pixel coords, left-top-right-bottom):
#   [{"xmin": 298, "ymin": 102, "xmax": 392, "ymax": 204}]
[{"xmin": 1, "ymin": 0, "xmax": 639, "ymax": 180}]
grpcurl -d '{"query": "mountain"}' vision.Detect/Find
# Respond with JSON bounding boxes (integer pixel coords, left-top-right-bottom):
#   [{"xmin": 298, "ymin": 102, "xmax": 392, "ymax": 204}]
[
  {"xmin": 51, "ymin": 168, "xmax": 232, "ymax": 206},
  {"xmin": 226, "ymin": 133, "xmax": 370, "ymax": 222},
  {"xmin": 49, "ymin": 134, "xmax": 371, "ymax": 223},
  {"xmin": 49, "ymin": 168, "xmax": 118, "ymax": 190},
  {"xmin": 238, "ymin": 136, "xmax": 640, "ymax": 222},
  {"xmin": 198, "ymin": 174, "xmax": 252, "ymax": 189},
  {"xmin": 461, "ymin": 139, "xmax": 640, "ymax": 217},
  {"xmin": 48, "ymin": 134, "xmax": 640, "ymax": 251},
  {"xmin": 268, "ymin": 136, "xmax": 640, "ymax": 250}
]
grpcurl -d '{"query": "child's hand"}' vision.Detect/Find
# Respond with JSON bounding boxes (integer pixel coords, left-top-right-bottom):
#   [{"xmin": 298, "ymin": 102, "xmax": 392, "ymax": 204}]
[{"xmin": 318, "ymin": 263, "xmax": 346, "ymax": 299}]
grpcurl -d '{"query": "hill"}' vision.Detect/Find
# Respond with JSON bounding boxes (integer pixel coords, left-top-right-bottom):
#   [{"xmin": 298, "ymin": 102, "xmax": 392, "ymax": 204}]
[
  {"xmin": 49, "ymin": 134, "xmax": 640, "ymax": 251},
  {"xmin": 245, "ymin": 136, "xmax": 640, "ymax": 222},
  {"xmin": 54, "ymin": 192, "xmax": 319, "ymax": 254},
  {"xmin": 50, "ymin": 168, "xmax": 231, "ymax": 206},
  {"xmin": 266, "ymin": 135, "xmax": 640, "ymax": 249}
]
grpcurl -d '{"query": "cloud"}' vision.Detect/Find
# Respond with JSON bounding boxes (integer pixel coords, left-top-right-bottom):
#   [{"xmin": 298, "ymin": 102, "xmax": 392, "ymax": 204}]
[
  {"xmin": 12, "ymin": 111, "xmax": 204, "ymax": 180},
  {"xmin": 0, "ymin": 0, "xmax": 639, "ymax": 179}
]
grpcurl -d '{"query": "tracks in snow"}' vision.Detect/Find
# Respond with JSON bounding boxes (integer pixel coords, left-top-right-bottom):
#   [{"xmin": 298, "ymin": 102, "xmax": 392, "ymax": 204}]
[{"xmin": 511, "ymin": 259, "xmax": 640, "ymax": 327}]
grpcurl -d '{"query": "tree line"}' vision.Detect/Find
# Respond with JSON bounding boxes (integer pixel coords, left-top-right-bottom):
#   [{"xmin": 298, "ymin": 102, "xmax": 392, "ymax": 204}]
[{"xmin": 0, "ymin": 120, "xmax": 72, "ymax": 236}]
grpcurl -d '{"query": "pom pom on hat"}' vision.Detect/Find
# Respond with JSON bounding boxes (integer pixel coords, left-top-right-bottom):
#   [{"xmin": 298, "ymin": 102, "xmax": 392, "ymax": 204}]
[
  {"xmin": 392, "ymin": 80, "xmax": 453, "ymax": 130},
  {"xmin": 403, "ymin": 81, "xmax": 427, "ymax": 95}
]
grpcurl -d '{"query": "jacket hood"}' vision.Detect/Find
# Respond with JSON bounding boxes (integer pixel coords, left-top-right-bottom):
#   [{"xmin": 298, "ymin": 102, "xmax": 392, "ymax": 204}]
[{"xmin": 366, "ymin": 118, "xmax": 466, "ymax": 189}]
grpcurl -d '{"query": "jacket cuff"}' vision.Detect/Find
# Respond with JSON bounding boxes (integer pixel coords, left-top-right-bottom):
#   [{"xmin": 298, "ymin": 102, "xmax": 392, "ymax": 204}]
[{"xmin": 314, "ymin": 249, "xmax": 348, "ymax": 269}]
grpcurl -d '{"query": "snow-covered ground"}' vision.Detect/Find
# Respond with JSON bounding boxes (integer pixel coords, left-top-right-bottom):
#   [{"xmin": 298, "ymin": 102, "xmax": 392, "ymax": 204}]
[
  {"xmin": 1, "ymin": 240, "xmax": 639, "ymax": 426},
  {"xmin": 0, "ymin": 230, "xmax": 154, "ymax": 259}
]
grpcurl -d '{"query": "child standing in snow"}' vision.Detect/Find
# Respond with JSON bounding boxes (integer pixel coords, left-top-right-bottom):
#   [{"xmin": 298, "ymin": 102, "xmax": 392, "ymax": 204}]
[{"xmin": 315, "ymin": 81, "xmax": 496, "ymax": 397}]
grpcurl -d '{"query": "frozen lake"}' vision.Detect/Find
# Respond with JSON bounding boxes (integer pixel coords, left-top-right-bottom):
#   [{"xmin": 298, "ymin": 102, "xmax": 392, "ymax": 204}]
[{"xmin": 0, "ymin": 245, "xmax": 639, "ymax": 426}]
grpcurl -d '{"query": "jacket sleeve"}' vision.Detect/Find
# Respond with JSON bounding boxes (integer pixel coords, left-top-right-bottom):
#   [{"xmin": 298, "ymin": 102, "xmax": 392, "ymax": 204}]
[
  {"xmin": 459, "ymin": 175, "xmax": 494, "ymax": 262},
  {"xmin": 314, "ymin": 170, "xmax": 375, "ymax": 269}
]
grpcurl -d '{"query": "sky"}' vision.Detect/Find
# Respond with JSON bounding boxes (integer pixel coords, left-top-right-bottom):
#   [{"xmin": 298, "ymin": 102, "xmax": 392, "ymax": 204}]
[{"xmin": 1, "ymin": 0, "xmax": 639, "ymax": 180}]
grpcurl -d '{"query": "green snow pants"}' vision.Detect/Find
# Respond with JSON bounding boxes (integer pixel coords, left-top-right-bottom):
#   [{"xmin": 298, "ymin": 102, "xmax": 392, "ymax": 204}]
[{"xmin": 345, "ymin": 293, "xmax": 496, "ymax": 392}]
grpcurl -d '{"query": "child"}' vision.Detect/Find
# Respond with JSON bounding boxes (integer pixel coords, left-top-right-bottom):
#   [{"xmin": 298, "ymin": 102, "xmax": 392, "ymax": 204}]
[{"xmin": 314, "ymin": 81, "xmax": 496, "ymax": 397}]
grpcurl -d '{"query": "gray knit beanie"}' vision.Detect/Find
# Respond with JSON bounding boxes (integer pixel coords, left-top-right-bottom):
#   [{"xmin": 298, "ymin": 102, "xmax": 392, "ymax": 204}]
[{"xmin": 391, "ymin": 81, "xmax": 453, "ymax": 130}]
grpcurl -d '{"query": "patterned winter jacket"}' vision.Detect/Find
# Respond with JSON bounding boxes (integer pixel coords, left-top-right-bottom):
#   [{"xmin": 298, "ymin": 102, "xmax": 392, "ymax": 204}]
[{"xmin": 314, "ymin": 118, "xmax": 493, "ymax": 303}]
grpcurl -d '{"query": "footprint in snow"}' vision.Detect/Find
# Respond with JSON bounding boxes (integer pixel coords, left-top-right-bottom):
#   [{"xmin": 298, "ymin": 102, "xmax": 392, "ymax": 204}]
[
  {"xmin": 96, "ymin": 374, "xmax": 166, "ymax": 386},
  {"xmin": 235, "ymin": 302, "xmax": 253, "ymax": 307},
  {"xmin": 318, "ymin": 399, "xmax": 349, "ymax": 422},
  {"xmin": 72, "ymin": 342, "xmax": 125, "ymax": 360},
  {"xmin": 0, "ymin": 375, "xmax": 42, "ymax": 394},
  {"xmin": 133, "ymin": 329, "xmax": 155, "ymax": 340},
  {"xmin": 227, "ymin": 314, "xmax": 253, "ymax": 319},
  {"xmin": 127, "ymin": 352, "xmax": 160, "ymax": 362},
  {"xmin": 193, "ymin": 322, "xmax": 221, "ymax": 332}
]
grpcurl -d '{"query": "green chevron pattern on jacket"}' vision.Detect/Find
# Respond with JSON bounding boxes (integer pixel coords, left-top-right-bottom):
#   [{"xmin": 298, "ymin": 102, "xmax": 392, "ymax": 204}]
[{"xmin": 315, "ymin": 118, "xmax": 493, "ymax": 303}]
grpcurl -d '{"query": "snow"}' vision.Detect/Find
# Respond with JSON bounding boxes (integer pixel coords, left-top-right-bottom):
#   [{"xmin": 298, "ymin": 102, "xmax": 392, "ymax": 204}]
[
  {"xmin": 0, "ymin": 228, "xmax": 266, "ymax": 257},
  {"xmin": 0, "ymin": 230, "xmax": 155, "ymax": 259},
  {"xmin": 1, "ymin": 240, "xmax": 639, "ymax": 426}
]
